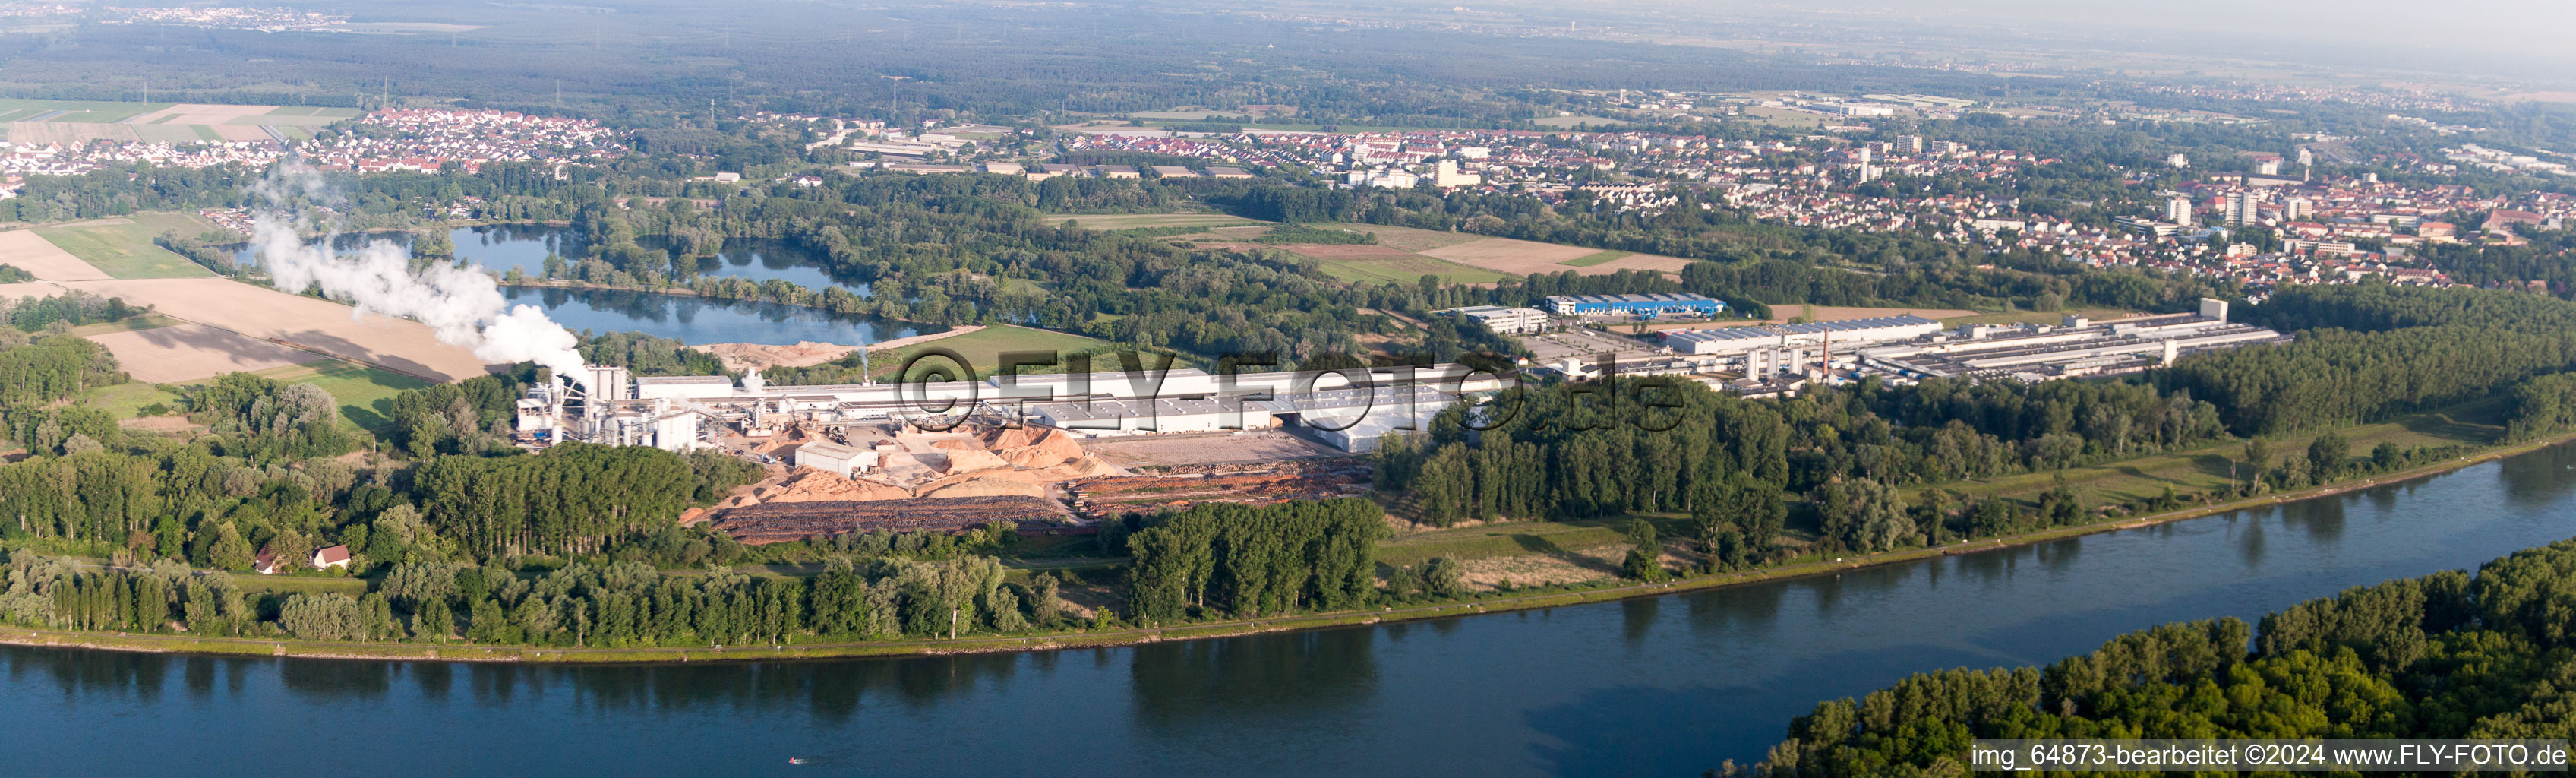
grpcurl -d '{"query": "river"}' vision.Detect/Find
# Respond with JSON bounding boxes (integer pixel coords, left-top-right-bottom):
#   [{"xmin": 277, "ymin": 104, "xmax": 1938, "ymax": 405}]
[
  {"xmin": 232, "ymin": 225, "xmax": 904, "ymax": 345},
  {"xmin": 9, "ymin": 444, "xmax": 2575, "ymax": 776}
]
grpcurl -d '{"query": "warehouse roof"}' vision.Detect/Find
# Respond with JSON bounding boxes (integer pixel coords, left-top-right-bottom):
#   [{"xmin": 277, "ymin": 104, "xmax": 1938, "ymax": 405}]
[{"xmin": 1664, "ymin": 315, "xmax": 1940, "ymax": 344}]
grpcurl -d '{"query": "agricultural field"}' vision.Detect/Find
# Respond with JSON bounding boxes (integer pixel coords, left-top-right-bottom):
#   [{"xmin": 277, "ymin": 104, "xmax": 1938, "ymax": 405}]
[
  {"xmin": 82, "ymin": 323, "xmax": 328, "ymax": 383},
  {"xmin": 1042, "ymin": 213, "xmax": 1262, "ymax": 230},
  {"xmin": 77, "ymin": 381, "xmax": 185, "ymax": 420},
  {"xmin": 1290, "ymin": 245, "xmax": 1513, "ymax": 285},
  {"xmin": 0, "ymin": 280, "xmax": 61, "ymax": 300},
  {"xmin": 219, "ymin": 361, "xmax": 432, "ymax": 433},
  {"xmin": 1419, "ymin": 236, "xmax": 1694, "ymax": 276},
  {"xmin": 0, "ymin": 229, "xmax": 107, "ymax": 280},
  {"xmin": 0, "ymin": 99, "xmax": 357, "ymax": 144},
  {"xmin": 1531, "ymin": 115, "xmax": 1631, "ymax": 128},
  {"xmin": 33, "ymin": 215, "xmax": 217, "ymax": 279},
  {"xmin": 1302, "ymin": 223, "xmax": 1482, "ymax": 252},
  {"xmin": 53, "ymin": 276, "xmax": 496, "ymax": 382}
]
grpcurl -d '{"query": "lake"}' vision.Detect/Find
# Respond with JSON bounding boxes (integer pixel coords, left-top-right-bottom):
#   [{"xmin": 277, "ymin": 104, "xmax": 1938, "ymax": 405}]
[
  {"xmin": 234, "ymin": 225, "xmax": 906, "ymax": 346},
  {"xmin": 8, "ymin": 444, "xmax": 2575, "ymax": 776}
]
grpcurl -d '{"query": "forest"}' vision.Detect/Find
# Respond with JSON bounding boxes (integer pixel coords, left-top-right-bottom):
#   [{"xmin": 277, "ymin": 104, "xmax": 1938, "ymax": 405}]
[
  {"xmin": 1746, "ymin": 536, "xmax": 2576, "ymax": 776},
  {"xmin": 0, "ymin": 498, "xmax": 1400, "ymax": 648}
]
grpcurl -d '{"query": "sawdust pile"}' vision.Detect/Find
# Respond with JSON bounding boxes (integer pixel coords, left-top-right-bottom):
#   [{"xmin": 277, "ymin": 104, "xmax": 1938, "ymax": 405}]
[{"xmin": 703, "ymin": 341, "xmax": 860, "ymax": 372}]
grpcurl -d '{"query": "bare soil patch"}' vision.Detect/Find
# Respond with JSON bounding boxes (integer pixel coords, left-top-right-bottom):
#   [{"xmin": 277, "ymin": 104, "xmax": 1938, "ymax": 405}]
[
  {"xmin": 1421, "ymin": 237, "xmax": 1608, "ymax": 274},
  {"xmin": 704, "ymin": 340, "xmax": 859, "ymax": 372},
  {"xmin": 8, "ymin": 122, "xmax": 137, "ymax": 145},
  {"xmin": 55, "ymin": 277, "xmax": 497, "ymax": 382},
  {"xmin": 84, "ymin": 323, "xmax": 328, "ymax": 382},
  {"xmin": 1281, "ymin": 243, "xmax": 1420, "ymax": 260},
  {"xmin": 0, "ymin": 280, "xmax": 65, "ymax": 299},
  {"xmin": 0, "ymin": 230, "xmax": 107, "ymax": 280}
]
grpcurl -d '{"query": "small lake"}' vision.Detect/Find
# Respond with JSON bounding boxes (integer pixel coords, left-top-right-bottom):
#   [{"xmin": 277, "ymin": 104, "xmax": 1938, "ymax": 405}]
[
  {"xmin": 235, "ymin": 225, "xmax": 908, "ymax": 346},
  {"xmin": 235, "ymin": 225, "xmax": 855, "ymax": 289},
  {"xmin": 501, "ymin": 287, "xmax": 931, "ymax": 346}
]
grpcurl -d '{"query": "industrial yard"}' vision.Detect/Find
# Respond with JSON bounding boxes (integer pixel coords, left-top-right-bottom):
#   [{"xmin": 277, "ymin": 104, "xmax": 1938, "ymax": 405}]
[{"xmin": 526, "ymin": 361, "xmax": 1507, "ymax": 545}]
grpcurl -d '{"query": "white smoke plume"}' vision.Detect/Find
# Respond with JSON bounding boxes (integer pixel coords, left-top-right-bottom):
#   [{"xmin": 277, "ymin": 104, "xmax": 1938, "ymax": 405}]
[{"xmin": 250, "ymin": 165, "xmax": 592, "ymax": 387}]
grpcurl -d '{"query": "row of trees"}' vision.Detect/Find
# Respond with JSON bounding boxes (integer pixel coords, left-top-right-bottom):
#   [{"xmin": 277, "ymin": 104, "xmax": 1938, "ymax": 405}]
[
  {"xmin": 1125, "ymin": 499, "xmax": 1387, "ymax": 624},
  {"xmin": 1754, "ymin": 536, "xmax": 2576, "ymax": 775},
  {"xmin": 0, "ymin": 549, "xmax": 1082, "ymax": 647},
  {"xmin": 1380, "ymin": 376, "xmax": 2227, "ymax": 534}
]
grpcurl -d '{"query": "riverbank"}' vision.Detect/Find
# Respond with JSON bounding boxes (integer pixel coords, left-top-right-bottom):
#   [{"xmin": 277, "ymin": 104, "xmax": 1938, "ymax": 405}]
[{"xmin": 9, "ymin": 427, "xmax": 2570, "ymax": 665}]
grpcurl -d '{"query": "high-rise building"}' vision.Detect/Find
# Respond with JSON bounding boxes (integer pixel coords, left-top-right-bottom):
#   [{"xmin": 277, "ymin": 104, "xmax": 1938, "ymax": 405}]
[
  {"xmin": 2164, "ymin": 197, "xmax": 2193, "ymax": 226},
  {"xmin": 2224, "ymin": 191, "xmax": 2259, "ymax": 226},
  {"xmin": 1896, "ymin": 135, "xmax": 1925, "ymax": 154},
  {"xmin": 2255, "ymin": 159, "xmax": 2281, "ymax": 176},
  {"xmin": 2282, "ymin": 197, "xmax": 2312, "ymax": 222}
]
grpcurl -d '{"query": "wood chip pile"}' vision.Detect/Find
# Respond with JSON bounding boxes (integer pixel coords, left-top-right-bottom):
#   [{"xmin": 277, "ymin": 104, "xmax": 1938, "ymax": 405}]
[{"xmin": 1063, "ymin": 460, "xmax": 1371, "ymax": 519}]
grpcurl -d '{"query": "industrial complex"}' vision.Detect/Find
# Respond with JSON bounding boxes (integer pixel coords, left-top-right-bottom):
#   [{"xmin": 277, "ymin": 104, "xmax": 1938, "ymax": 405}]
[
  {"xmin": 498, "ymin": 296, "xmax": 2284, "ymax": 546},
  {"xmin": 1516, "ymin": 297, "xmax": 2290, "ymax": 394}
]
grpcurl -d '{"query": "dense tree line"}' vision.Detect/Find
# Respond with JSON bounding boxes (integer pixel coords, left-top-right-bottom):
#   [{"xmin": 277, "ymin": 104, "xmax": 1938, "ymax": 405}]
[
  {"xmin": 0, "ymin": 546, "xmax": 1078, "ymax": 647},
  {"xmin": 1380, "ymin": 376, "xmax": 2227, "ymax": 555},
  {"xmin": 182, "ymin": 372, "xmax": 358, "ymax": 462},
  {"xmin": 1751, "ymin": 536, "xmax": 2576, "ymax": 776},
  {"xmin": 1124, "ymin": 499, "xmax": 1387, "ymax": 625},
  {"xmin": 2, "ymin": 290, "xmax": 146, "ymax": 332},
  {"xmin": 0, "ymin": 330, "xmax": 122, "ymax": 406},
  {"xmin": 384, "ymin": 372, "xmax": 529, "ymax": 457},
  {"xmin": 412, "ymin": 442, "xmax": 756, "ymax": 558}
]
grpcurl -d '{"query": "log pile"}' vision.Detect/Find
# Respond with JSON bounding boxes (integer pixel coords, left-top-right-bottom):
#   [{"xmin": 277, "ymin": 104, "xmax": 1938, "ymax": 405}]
[
  {"xmin": 710, "ymin": 495, "xmax": 1070, "ymax": 544},
  {"xmin": 1063, "ymin": 460, "xmax": 1370, "ymax": 519}
]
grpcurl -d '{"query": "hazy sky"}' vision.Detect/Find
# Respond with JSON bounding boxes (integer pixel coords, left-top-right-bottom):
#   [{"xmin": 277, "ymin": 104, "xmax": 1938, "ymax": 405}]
[{"xmin": 1757, "ymin": 0, "xmax": 2576, "ymax": 66}]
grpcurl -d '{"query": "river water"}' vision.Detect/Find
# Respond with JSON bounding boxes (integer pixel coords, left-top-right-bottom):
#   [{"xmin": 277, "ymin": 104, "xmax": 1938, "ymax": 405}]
[{"xmin": 10, "ymin": 444, "xmax": 2576, "ymax": 776}]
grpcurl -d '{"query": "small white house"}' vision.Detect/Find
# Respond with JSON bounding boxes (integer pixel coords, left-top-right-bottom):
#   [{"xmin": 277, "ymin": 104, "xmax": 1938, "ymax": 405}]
[{"xmin": 311, "ymin": 545, "xmax": 352, "ymax": 571}]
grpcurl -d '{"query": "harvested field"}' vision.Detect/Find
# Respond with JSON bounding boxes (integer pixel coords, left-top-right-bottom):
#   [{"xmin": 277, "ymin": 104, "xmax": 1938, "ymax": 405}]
[
  {"xmin": 122, "ymin": 103, "xmax": 270, "ymax": 125},
  {"xmin": 212, "ymin": 125, "xmax": 274, "ymax": 142},
  {"xmin": 84, "ymin": 323, "xmax": 328, "ymax": 382},
  {"xmin": 1406, "ymin": 236, "xmax": 1697, "ymax": 277},
  {"xmin": 9, "ymin": 122, "xmax": 139, "ymax": 145},
  {"xmin": 0, "ymin": 280, "xmax": 63, "ymax": 299},
  {"xmin": 1065, "ymin": 460, "xmax": 1370, "ymax": 519},
  {"xmin": 1419, "ymin": 237, "xmax": 1597, "ymax": 271},
  {"xmin": 0, "ymin": 229, "xmax": 109, "ymax": 280},
  {"xmin": 1302, "ymin": 223, "xmax": 1484, "ymax": 252},
  {"xmin": 1587, "ymin": 252, "xmax": 1696, "ymax": 274},
  {"xmin": 1280, "ymin": 243, "xmax": 1419, "ymax": 260},
  {"xmin": 712, "ymin": 495, "xmax": 1070, "ymax": 544},
  {"xmin": 54, "ymin": 277, "xmax": 497, "ymax": 382}
]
